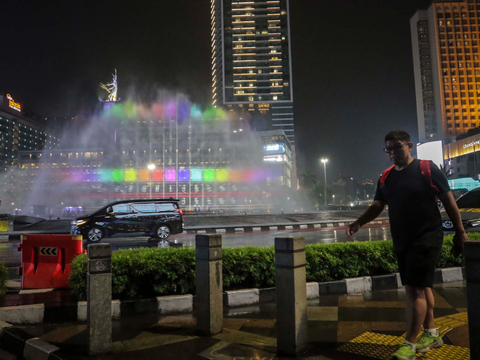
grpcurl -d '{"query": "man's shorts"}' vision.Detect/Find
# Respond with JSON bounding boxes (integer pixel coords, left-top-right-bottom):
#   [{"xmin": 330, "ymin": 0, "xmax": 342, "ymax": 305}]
[{"xmin": 394, "ymin": 244, "xmax": 442, "ymax": 288}]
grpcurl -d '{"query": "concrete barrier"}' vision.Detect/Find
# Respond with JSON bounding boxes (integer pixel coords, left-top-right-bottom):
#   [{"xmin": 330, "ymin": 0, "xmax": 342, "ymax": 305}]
[
  {"xmin": 87, "ymin": 243, "xmax": 112, "ymax": 356},
  {"xmin": 196, "ymin": 234, "xmax": 223, "ymax": 336},
  {"xmin": 275, "ymin": 236, "xmax": 308, "ymax": 356}
]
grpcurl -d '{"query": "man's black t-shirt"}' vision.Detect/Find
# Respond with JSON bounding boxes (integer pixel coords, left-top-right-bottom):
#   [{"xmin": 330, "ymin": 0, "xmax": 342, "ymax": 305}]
[{"xmin": 374, "ymin": 159, "xmax": 450, "ymax": 251}]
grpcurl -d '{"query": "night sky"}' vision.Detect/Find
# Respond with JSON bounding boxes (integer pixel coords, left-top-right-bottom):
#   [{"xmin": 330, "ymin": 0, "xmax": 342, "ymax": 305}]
[{"xmin": 1, "ymin": 0, "xmax": 434, "ymax": 184}]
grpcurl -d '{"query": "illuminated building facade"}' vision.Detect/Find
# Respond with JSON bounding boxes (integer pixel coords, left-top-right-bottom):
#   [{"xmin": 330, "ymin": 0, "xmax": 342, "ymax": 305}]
[
  {"xmin": 411, "ymin": 0, "xmax": 480, "ymax": 143},
  {"xmin": 14, "ymin": 99, "xmax": 293, "ymax": 213},
  {"xmin": 211, "ymin": 0, "xmax": 295, "ymax": 146},
  {"xmin": 0, "ymin": 93, "xmax": 58, "ymax": 198},
  {"xmin": 411, "ymin": 1, "xmax": 480, "ymax": 177},
  {"xmin": 258, "ymin": 130, "xmax": 292, "ymax": 188}
]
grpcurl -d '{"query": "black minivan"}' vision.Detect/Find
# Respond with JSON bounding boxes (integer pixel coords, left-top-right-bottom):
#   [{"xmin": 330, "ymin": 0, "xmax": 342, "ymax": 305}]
[{"xmin": 71, "ymin": 199, "xmax": 184, "ymax": 242}]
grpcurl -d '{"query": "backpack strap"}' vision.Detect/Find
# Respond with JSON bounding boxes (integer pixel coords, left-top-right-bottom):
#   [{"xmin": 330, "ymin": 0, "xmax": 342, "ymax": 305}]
[
  {"xmin": 379, "ymin": 165, "xmax": 395, "ymax": 188},
  {"xmin": 420, "ymin": 160, "xmax": 439, "ymax": 193}
]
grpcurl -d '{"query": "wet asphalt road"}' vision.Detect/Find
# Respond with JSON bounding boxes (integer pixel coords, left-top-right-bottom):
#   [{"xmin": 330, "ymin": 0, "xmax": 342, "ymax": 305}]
[{"xmin": 2, "ymin": 225, "xmax": 392, "ymax": 268}]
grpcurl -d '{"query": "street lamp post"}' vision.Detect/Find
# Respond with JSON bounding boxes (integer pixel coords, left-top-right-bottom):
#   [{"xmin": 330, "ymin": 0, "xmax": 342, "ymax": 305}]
[
  {"xmin": 321, "ymin": 158, "xmax": 328, "ymax": 209},
  {"xmin": 147, "ymin": 164, "xmax": 155, "ymax": 199}
]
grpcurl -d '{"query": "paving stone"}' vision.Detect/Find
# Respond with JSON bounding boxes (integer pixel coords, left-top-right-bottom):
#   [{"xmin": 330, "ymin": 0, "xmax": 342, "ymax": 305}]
[
  {"xmin": 212, "ymin": 328, "xmax": 276, "ymax": 351},
  {"xmin": 40, "ymin": 325, "xmax": 86, "ymax": 344},
  {"xmin": 307, "ymin": 307, "xmax": 338, "ymax": 321},
  {"xmin": 338, "ymin": 294, "xmax": 365, "ymax": 308},
  {"xmin": 307, "ymin": 320, "xmax": 338, "ymax": 344},
  {"xmin": 239, "ymin": 319, "xmax": 276, "ymax": 337},
  {"xmin": 337, "ymin": 321, "xmax": 372, "ymax": 343},
  {"xmin": 112, "ymin": 333, "xmax": 198, "ymax": 353},
  {"xmin": 222, "ymin": 318, "xmax": 248, "ymax": 331},
  {"xmin": 364, "ymin": 301, "xmax": 405, "ymax": 308},
  {"xmin": 431, "ymin": 288, "xmax": 454, "ymax": 308}
]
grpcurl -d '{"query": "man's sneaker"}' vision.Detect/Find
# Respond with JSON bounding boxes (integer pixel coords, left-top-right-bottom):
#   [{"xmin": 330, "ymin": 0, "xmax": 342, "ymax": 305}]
[
  {"xmin": 416, "ymin": 331, "xmax": 444, "ymax": 353},
  {"xmin": 391, "ymin": 343, "xmax": 415, "ymax": 360}
]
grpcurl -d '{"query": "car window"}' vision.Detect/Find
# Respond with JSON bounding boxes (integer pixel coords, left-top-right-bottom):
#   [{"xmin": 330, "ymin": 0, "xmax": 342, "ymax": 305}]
[
  {"xmin": 130, "ymin": 203, "xmax": 156, "ymax": 213},
  {"xmin": 155, "ymin": 203, "xmax": 177, "ymax": 212},
  {"xmin": 112, "ymin": 204, "xmax": 131, "ymax": 213},
  {"xmin": 456, "ymin": 190, "xmax": 480, "ymax": 208}
]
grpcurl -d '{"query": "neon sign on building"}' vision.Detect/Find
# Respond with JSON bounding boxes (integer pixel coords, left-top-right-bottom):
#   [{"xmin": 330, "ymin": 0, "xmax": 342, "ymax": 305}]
[{"xmin": 6, "ymin": 94, "xmax": 21, "ymax": 112}]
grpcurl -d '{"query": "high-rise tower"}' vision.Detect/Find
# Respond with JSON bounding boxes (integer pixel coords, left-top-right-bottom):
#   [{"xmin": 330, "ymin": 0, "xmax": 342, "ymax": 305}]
[
  {"xmin": 411, "ymin": 0, "xmax": 480, "ymax": 143},
  {"xmin": 211, "ymin": 0, "xmax": 295, "ymax": 145}
]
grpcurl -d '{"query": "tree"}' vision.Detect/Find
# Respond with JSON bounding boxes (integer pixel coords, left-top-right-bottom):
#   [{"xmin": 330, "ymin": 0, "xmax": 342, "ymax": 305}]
[{"xmin": 299, "ymin": 173, "xmax": 317, "ymax": 190}]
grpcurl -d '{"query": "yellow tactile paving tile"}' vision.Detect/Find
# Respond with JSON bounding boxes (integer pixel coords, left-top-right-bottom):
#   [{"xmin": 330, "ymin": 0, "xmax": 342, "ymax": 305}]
[
  {"xmin": 337, "ymin": 321, "xmax": 372, "ymax": 343},
  {"xmin": 338, "ymin": 312, "xmax": 470, "ymax": 359},
  {"xmin": 419, "ymin": 312, "xmax": 468, "ymax": 340},
  {"xmin": 419, "ymin": 345, "xmax": 470, "ymax": 359},
  {"xmin": 337, "ymin": 332, "xmax": 402, "ymax": 359},
  {"xmin": 338, "ymin": 332, "xmax": 470, "ymax": 359}
]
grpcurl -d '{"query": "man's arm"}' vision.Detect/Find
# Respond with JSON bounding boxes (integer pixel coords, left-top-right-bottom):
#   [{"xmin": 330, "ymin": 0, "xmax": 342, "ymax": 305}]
[
  {"xmin": 347, "ymin": 200, "xmax": 385, "ymax": 236},
  {"xmin": 437, "ymin": 191, "xmax": 468, "ymax": 249}
]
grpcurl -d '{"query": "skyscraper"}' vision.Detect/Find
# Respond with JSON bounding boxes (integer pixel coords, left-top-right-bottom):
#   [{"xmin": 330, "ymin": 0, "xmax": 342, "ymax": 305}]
[
  {"xmin": 211, "ymin": 0, "xmax": 295, "ymax": 145},
  {"xmin": 411, "ymin": 0, "xmax": 480, "ymax": 143}
]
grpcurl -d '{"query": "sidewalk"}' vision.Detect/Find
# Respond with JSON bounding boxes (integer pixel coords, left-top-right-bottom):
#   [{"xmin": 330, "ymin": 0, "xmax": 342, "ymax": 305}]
[{"xmin": 4, "ymin": 281, "xmax": 469, "ymax": 359}]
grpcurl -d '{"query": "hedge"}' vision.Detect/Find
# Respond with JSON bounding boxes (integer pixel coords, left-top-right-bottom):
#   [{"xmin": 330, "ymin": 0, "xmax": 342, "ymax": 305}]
[{"xmin": 69, "ymin": 234, "xmax": 472, "ymax": 301}]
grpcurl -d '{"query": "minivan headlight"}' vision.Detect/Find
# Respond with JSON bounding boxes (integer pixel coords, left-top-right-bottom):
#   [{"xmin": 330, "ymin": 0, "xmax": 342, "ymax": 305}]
[{"xmin": 75, "ymin": 220, "xmax": 87, "ymax": 226}]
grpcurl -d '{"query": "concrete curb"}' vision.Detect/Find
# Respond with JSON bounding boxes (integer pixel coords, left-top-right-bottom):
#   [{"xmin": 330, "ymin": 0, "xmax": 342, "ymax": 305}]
[
  {"xmin": 0, "ymin": 325, "xmax": 64, "ymax": 360},
  {"xmin": 0, "ymin": 267, "xmax": 464, "ymax": 325},
  {"xmin": 185, "ymin": 218, "xmax": 390, "ymax": 234}
]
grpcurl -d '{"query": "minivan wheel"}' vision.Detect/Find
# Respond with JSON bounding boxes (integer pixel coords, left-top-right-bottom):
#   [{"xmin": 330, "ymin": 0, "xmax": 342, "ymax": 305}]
[
  {"xmin": 155, "ymin": 225, "xmax": 171, "ymax": 239},
  {"xmin": 87, "ymin": 227, "xmax": 104, "ymax": 242}
]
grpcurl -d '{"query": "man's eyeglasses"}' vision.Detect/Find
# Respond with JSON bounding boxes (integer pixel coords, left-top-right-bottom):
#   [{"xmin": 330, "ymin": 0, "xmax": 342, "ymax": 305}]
[{"xmin": 383, "ymin": 143, "xmax": 409, "ymax": 154}]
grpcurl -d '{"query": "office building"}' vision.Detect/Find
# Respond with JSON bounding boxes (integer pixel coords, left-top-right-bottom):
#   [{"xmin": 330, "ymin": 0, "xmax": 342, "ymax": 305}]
[
  {"xmin": 411, "ymin": 0, "xmax": 480, "ymax": 143},
  {"xmin": 211, "ymin": 0, "xmax": 296, "ymax": 145},
  {"xmin": 0, "ymin": 93, "xmax": 58, "ymax": 203}
]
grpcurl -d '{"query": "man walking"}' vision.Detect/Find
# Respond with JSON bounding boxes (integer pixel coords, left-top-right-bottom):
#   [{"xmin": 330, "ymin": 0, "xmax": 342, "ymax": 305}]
[{"xmin": 347, "ymin": 131, "xmax": 467, "ymax": 360}]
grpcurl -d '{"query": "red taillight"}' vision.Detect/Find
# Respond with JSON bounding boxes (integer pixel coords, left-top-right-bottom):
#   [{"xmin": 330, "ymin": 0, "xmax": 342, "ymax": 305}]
[{"xmin": 177, "ymin": 209, "xmax": 183, "ymax": 215}]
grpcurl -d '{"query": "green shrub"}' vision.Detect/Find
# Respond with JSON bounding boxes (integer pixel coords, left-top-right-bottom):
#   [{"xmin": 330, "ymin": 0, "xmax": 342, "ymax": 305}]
[
  {"xmin": 223, "ymin": 247, "xmax": 276, "ymax": 289},
  {"xmin": 70, "ymin": 247, "xmax": 196, "ymax": 301},
  {"xmin": 69, "ymin": 236, "xmax": 471, "ymax": 300},
  {"xmin": 305, "ymin": 241, "xmax": 398, "ymax": 282},
  {"xmin": 0, "ymin": 262, "xmax": 7, "ymax": 295}
]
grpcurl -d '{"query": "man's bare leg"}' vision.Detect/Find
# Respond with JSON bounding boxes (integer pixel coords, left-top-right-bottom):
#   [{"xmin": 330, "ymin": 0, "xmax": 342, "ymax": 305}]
[
  {"xmin": 405, "ymin": 285, "xmax": 428, "ymax": 343},
  {"xmin": 423, "ymin": 287, "xmax": 436, "ymax": 330}
]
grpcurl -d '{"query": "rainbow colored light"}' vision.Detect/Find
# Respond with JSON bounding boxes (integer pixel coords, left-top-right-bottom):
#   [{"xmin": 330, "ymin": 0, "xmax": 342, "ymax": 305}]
[
  {"xmin": 48, "ymin": 167, "xmax": 282, "ymax": 183},
  {"xmin": 102, "ymin": 97, "xmax": 235, "ymax": 124}
]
